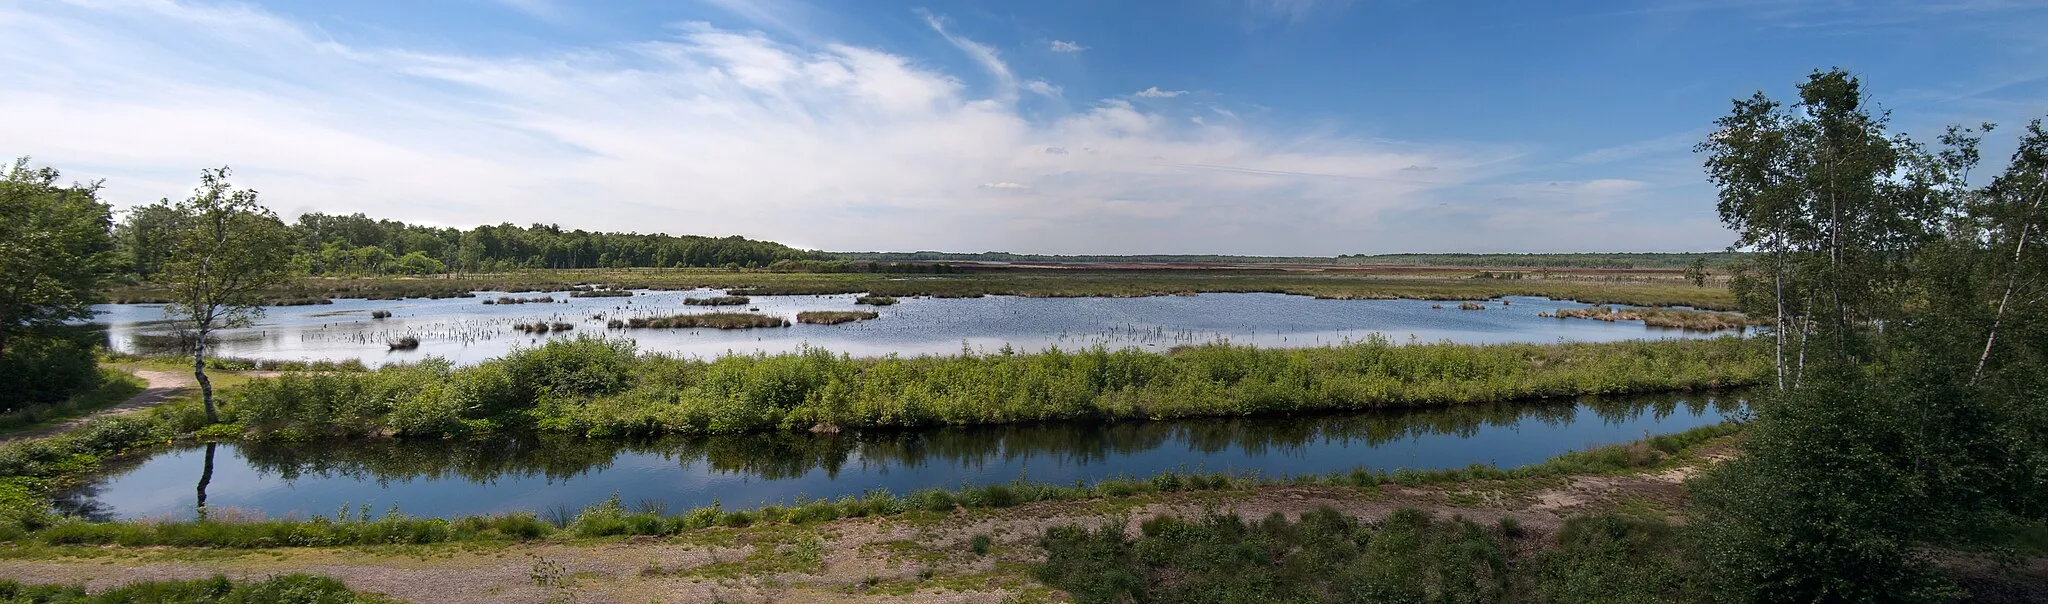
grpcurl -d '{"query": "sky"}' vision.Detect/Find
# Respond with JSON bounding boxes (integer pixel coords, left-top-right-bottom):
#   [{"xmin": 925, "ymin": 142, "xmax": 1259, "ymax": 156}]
[{"xmin": 3, "ymin": 0, "xmax": 2046, "ymax": 255}]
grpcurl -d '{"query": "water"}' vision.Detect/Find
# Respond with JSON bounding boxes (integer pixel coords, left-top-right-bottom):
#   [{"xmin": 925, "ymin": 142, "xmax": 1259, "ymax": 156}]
[
  {"xmin": 61, "ymin": 393, "xmax": 1742, "ymax": 521},
  {"xmin": 92, "ymin": 291, "xmax": 1732, "ymax": 366}
]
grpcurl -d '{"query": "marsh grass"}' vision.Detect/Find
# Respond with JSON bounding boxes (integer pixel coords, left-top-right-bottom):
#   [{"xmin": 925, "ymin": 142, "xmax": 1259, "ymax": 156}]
[
  {"xmin": 369, "ymin": 310, "xmax": 392, "ymax": 319},
  {"xmin": 484, "ymin": 296, "xmax": 554, "ymax": 305},
  {"xmin": 569, "ymin": 290, "xmax": 633, "ymax": 298},
  {"xmin": 684, "ymin": 296, "xmax": 751, "ymax": 306},
  {"xmin": 796, "ymin": 310, "xmax": 879, "ymax": 325},
  {"xmin": 608, "ymin": 313, "xmax": 788, "ymax": 329},
  {"xmin": 854, "ymin": 295, "xmax": 898, "ymax": 306},
  {"xmin": 1458, "ymin": 301, "xmax": 1486, "ymax": 310},
  {"xmin": 230, "ymin": 335, "xmax": 1765, "ymax": 439},
  {"xmin": 386, "ymin": 336, "xmax": 420, "ymax": 350},
  {"xmin": 513, "ymin": 322, "xmax": 575, "ymax": 334}
]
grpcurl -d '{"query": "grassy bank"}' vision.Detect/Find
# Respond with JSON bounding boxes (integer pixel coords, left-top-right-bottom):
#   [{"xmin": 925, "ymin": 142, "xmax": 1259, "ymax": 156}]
[
  {"xmin": 105, "ymin": 269, "xmax": 1740, "ymax": 310},
  {"xmin": 224, "ymin": 336, "xmax": 1766, "ymax": 439}
]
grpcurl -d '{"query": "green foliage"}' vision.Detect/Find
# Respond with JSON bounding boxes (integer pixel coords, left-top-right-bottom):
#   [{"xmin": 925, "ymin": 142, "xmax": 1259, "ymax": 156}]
[
  {"xmin": 0, "ymin": 574, "xmax": 392, "ymax": 603},
  {"xmin": 1037, "ymin": 507, "xmax": 1510, "ymax": 604},
  {"xmin": 1688, "ymin": 70, "xmax": 2048, "ymax": 601},
  {"xmin": 227, "ymin": 336, "xmax": 1764, "ymax": 439},
  {"xmin": 0, "ymin": 158, "xmax": 117, "ymax": 343},
  {"xmin": 1535, "ymin": 515, "xmax": 1688, "ymax": 603},
  {"xmin": 0, "ymin": 367, "xmax": 142, "ymax": 435},
  {"xmin": 0, "ymin": 330, "xmax": 103, "ymax": 412}
]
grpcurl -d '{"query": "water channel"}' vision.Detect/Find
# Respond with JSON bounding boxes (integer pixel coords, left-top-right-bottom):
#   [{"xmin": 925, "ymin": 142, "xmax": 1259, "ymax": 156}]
[{"xmin": 62, "ymin": 392, "xmax": 1743, "ymax": 521}]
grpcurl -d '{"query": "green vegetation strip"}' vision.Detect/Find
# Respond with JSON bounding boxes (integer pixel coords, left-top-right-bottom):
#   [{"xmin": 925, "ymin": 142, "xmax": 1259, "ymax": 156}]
[
  {"xmin": 0, "ymin": 573, "xmax": 395, "ymax": 603},
  {"xmin": 222, "ymin": 336, "xmax": 1765, "ymax": 439}
]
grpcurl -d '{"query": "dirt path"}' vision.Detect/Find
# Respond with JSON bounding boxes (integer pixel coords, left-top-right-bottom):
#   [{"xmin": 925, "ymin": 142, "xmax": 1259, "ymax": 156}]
[
  {"xmin": 0, "ymin": 470, "xmax": 1695, "ymax": 603},
  {"xmin": 0, "ymin": 369, "xmax": 193, "ymax": 444}
]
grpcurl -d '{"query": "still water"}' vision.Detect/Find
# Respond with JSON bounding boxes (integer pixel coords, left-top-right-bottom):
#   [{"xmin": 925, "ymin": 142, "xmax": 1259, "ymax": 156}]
[
  {"xmin": 63, "ymin": 393, "xmax": 1742, "ymax": 521},
  {"xmin": 92, "ymin": 291, "xmax": 1732, "ymax": 366}
]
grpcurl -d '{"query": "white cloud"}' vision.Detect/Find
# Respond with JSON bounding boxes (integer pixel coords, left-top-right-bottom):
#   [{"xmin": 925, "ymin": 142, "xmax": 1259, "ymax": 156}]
[
  {"xmin": 0, "ymin": 1, "xmax": 1727, "ymax": 254},
  {"xmin": 1048, "ymin": 40, "xmax": 1085, "ymax": 53},
  {"xmin": 1134, "ymin": 86, "xmax": 1186, "ymax": 98},
  {"xmin": 1023, "ymin": 79, "xmax": 1062, "ymax": 98}
]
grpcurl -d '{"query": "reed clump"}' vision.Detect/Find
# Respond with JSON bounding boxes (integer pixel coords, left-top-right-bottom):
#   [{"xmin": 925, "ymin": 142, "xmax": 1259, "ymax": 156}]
[
  {"xmin": 796, "ymin": 311, "xmax": 879, "ymax": 325},
  {"xmin": 483, "ymin": 296, "xmax": 553, "ymax": 305},
  {"xmin": 369, "ymin": 310, "xmax": 392, "ymax": 319},
  {"xmin": 386, "ymin": 336, "xmax": 420, "ymax": 350},
  {"xmin": 854, "ymin": 295, "xmax": 898, "ymax": 306},
  {"xmin": 570, "ymin": 290, "xmax": 633, "ymax": 298},
  {"xmin": 607, "ymin": 313, "xmax": 788, "ymax": 330},
  {"xmin": 1458, "ymin": 302, "xmax": 1486, "ymax": 310},
  {"xmin": 684, "ymin": 296, "xmax": 750, "ymax": 306},
  {"xmin": 513, "ymin": 322, "xmax": 575, "ymax": 334},
  {"xmin": 1540, "ymin": 305, "xmax": 1750, "ymax": 331}
]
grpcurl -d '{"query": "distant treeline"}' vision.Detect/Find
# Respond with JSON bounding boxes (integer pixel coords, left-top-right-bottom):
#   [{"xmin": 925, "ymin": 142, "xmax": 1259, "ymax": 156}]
[
  {"xmin": 114, "ymin": 211, "xmax": 827, "ymax": 278},
  {"xmin": 835, "ymin": 251, "xmax": 1750, "ymax": 269},
  {"xmin": 1339, "ymin": 252, "xmax": 1751, "ymax": 270}
]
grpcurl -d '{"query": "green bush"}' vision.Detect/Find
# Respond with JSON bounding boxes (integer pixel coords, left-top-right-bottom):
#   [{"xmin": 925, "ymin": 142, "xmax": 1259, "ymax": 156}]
[{"xmin": 0, "ymin": 332, "xmax": 100, "ymax": 412}]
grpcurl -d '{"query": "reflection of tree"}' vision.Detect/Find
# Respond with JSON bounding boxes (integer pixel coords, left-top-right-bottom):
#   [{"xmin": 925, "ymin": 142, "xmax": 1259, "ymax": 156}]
[
  {"xmin": 206, "ymin": 391, "xmax": 1743, "ymax": 487},
  {"xmin": 196, "ymin": 442, "xmax": 215, "ymax": 519}
]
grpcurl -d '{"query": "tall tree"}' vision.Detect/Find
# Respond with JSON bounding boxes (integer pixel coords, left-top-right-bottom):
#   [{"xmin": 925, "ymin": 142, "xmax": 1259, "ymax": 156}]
[
  {"xmin": 155, "ymin": 168, "xmax": 295, "ymax": 423},
  {"xmin": 0, "ymin": 157, "xmax": 115, "ymax": 358},
  {"xmin": 1691, "ymin": 70, "xmax": 2048, "ymax": 602}
]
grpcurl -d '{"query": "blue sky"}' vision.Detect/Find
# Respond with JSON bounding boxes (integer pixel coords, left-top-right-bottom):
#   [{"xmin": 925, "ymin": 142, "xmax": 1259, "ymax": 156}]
[{"xmin": 4, "ymin": 0, "xmax": 2046, "ymax": 254}]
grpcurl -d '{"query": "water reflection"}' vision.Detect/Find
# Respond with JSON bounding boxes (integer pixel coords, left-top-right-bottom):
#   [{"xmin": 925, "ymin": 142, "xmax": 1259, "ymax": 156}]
[{"xmin": 63, "ymin": 392, "xmax": 1742, "ymax": 520}]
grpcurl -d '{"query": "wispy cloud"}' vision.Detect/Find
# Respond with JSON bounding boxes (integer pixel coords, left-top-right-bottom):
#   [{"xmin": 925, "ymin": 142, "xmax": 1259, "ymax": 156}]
[
  {"xmin": 0, "ymin": 1, "xmax": 1725, "ymax": 254},
  {"xmin": 1134, "ymin": 86, "xmax": 1186, "ymax": 98},
  {"xmin": 1048, "ymin": 39, "xmax": 1085, "ymax": 53},
  {"xmin": 917, "ymin": 9, "xmax": 1018, "ymax": 103}
]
